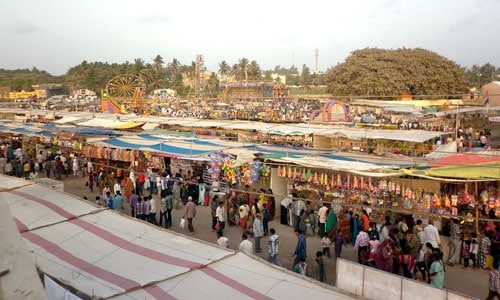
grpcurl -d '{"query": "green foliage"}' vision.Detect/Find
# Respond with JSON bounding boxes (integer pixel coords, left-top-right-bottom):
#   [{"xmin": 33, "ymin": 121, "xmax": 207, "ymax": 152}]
[
  {"xmin": 0, "ymin": 68, "xmax": 63, "ymax": 91},
  {"xmin": 1, "ymin": 49, "xmax": 497, "ymax": 99},
  {"xmin": 324, "ymin": 48, "xmax": 471, "ymax": 97}
]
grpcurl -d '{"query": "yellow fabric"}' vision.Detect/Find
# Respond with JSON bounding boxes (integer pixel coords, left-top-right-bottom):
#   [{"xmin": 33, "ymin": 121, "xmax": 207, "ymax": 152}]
[
  {"xmin": 404, "ymin": 162, "xmax": 500, "ymax": 180},
  {"xmin": 113, "ymin": 122, "xmax": 145, "ymax": 130}
]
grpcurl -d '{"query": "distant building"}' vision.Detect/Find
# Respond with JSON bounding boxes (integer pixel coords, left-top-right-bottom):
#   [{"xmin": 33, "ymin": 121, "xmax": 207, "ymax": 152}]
[{"xmin": 482, "ymin": 81, "xmax": 500, "ymax": 107}]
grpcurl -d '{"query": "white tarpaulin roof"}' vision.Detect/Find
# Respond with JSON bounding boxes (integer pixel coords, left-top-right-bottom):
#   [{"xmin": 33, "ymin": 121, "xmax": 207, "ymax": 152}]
[
  {"xmin": 277, "ymin": 156, "xmax": 404, "ymax": 177},
  {"xmin": 425, "ymin": 142, "xmax": 458, "ymax": 159},
  {"xmin": 3, "ymin": 175, "xmax": 359, "ymax": 300},
  {"xmin": 37, "ymin": 111, "xmax": 443, "ymax": 143}
]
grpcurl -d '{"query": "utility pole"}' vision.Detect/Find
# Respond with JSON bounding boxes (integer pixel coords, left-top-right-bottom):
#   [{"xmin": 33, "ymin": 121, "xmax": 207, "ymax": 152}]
[{"xmin": 314, "ymin": 49, "xmax": 319, "ymax": 73}]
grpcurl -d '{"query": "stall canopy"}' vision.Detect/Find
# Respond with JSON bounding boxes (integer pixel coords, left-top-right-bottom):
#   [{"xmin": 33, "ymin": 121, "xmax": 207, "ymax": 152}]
[
  {"xmin": 276, "ymin": 156, "xmax": 404, "ymax": 177},
  {"xmin": 404, "ymin": 152, "xmax": 500, "ymax": 180},
  {"xmin": 91, "ymin": 136, "xmax": 239, "ymax": 159},
  {"xmin": 42, "ymin": 123, "xmax": 123, "ymax": 136},
  {"xmin": 427, "ymin": 152, "xmax": 500, "ymax": 167},
  {"xmin": 2, "ymin": 175, "xmax": 357, "ymax": 300}
]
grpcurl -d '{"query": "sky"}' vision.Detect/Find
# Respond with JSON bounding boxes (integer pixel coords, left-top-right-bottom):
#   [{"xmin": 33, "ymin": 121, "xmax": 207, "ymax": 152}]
[{"xmin": 0, "ymin": 0, "xmax": 499, "ymax": 76}]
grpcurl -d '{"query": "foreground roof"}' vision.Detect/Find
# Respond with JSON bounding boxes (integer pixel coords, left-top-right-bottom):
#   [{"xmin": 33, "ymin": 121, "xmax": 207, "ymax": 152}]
[{"xmin": 2, "ymin": 175, "xmax": 359, "ymax": 299}]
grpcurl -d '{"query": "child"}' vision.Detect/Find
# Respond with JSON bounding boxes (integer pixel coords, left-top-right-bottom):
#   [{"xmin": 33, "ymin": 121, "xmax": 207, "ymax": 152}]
[
  {"xmin": 332, "ymin": 229, "xmax": 346, "ymax": 259},
  {"xmin": 106, "ymin": 191, "xmax": 113, "ymax": 209},
  {"xmin": 470, "ymin": 232, "xmax": 479, "ymax": 269},
  {"xmin": 315, "ymin": 251, "xmax": 326, "ymax": 282},
  {"xmin": 293, "ymin": 258, "xmax": 307, "ymax": 276},
  {"xmin": 95, "ymin": 196, "xmax": 102, "ymax": 206},
  {"xmin": 368, "ymin": 235, "xmax": 380, "ymax": 268},
  {"xmin": 321, "ymin": 235, "xmax": 332, "ymax": 258},
  {"xmin": 463, "ymin": 239, "xmax": 471, "ymax": 268}
]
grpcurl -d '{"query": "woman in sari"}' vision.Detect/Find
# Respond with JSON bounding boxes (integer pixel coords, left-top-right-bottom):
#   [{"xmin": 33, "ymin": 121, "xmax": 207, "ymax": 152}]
[{"xmin": 351, "ymin": 214, "xmax": 361, "ymax": 245}]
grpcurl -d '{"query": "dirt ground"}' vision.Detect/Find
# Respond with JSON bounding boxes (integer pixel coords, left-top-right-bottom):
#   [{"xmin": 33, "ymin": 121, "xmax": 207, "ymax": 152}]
[{"xmin": 59, "ymin": 175, "xmax": 487, "ymax": 299}]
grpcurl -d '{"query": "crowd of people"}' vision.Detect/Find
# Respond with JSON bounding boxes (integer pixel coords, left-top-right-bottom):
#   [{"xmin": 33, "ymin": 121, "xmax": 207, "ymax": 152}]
[{"xmin": 1, "ymin": 140, "xmax": 498, "ymax": 296}]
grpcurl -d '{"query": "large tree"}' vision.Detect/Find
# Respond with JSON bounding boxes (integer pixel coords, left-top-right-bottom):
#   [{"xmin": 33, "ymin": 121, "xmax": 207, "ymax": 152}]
[{"xmin": 324, "ymin": 48, "xmax": 470, "ymax": 97}]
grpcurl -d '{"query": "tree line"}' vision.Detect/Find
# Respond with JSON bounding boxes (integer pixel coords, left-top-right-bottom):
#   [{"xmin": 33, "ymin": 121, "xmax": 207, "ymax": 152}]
[{"xmin": 0, "ymin": 48, "xmax": 498, "ymax": 98}]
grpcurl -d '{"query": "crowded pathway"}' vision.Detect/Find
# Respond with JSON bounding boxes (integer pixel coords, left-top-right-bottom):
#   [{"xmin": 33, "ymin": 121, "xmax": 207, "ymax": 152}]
[{"xmin": 52, "ymin": 173, "xmax": 488, "ymax": 299}]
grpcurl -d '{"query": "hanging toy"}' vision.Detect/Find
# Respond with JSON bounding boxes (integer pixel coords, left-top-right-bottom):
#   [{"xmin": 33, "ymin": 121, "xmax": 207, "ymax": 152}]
[
  {"xmin": 313, "ymin": 172, "xmax": 319, "ymax": 184},
  {"xmin": 444, "ymin": 195, "xmax": 451, "ymax": 208}
]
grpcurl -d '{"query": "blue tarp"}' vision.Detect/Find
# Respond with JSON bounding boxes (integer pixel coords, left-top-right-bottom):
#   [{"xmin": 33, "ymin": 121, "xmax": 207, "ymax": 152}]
[
  {"xmin": 10, "ymin": 128, "xmax": 32, "ymax": 134},
  {"xmin": 137, "ymin": 134, "xmax": 226, "ymax": 147},
  {"xmin": 42, "ymin": 123, "xmax": 122, "ymax": 136},
  {"xmin": 136, "ymin": 134, "xmax": 167, "ymax": 141},
  {"xmin": 103, "ymin": 139, "xmax": 147, "ymax": 149},
  {"xmin": 148, "ymin": 143, "xmax": 211, "ymax": 156}
]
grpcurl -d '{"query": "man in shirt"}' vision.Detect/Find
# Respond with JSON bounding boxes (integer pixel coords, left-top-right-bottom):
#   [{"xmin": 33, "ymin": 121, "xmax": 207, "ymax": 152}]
[
  {"xmin": 253, "ymin": 213, "xmax": 264, "ymax": 253},
  {"xmin": 268, "ymin": 228, "xmax": 281, "ymax": 266},
  {"xmin": 354, "ymin": 229, "xmax": 370, "ymax": 265},
  {"xmin": 183, "ymin": 196, "xmax": 197, "ymax": 234},
  {"xmin": 136, "ymin": 172, "xmax": 145, "ymax": 196},
  {"xmin": 149, "ymin": 195, "xmax": 157, "ymax": 225},
  {"xmin": 424, "ymin": 220, "xmax": 441, "ymax": 249},
  {"xmin": 292, "ymin": 229, "xmax": 307, "ymax": 267},
  {"xmin": 238, "ymin": 233, "xmax": 253, "ymax": 255},
  {"xmin": 239, "ymin": 202, "xmax": 250, "ymax": 230},
  {"xmin": 217, "ymin": 232, "xmax": 229, "ymax": 248},
  {"xmin": 216, "ymin": 201, "xmax": 226, "ymax": 235},
  {"xmin": 280, "ymin": 194, "xmax": 293, "ymax": 226},
  {"xmin": 291, "ymin": 197, "xmax": 305, "ymax": 230},
  {"xmin": 317, "ymin": 203, "xmax": 329, "ymax": 238},
  {"xmin": 487, "ymin": 261, "xmax": 500, "ymax": 299},
  {"xmin": 113, "ymin": 180, "xmax": 122, "ymax": 195},
  {"xmin": 129, "ymin": 192, "xmax": 138, "ymax": 218}
]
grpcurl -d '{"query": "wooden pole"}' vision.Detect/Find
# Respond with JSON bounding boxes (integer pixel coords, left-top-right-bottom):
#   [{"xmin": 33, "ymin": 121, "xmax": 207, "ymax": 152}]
[{"xmin": 475, "ymin": 181, "xmax": 479, "ymax": 235}]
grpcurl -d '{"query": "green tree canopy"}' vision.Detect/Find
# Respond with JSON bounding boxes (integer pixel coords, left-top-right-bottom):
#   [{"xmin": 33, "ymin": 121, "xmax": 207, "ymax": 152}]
[{"xmin": 324, "ymin": 48, "xmax": 471, "ymax": 97}]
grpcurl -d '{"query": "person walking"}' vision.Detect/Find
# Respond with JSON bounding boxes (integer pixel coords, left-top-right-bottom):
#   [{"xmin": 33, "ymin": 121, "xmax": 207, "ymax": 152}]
[
  {"xmin": 253, "ymin": 213, "xmax": 264, "ymax": 253},
  {"xmin": 424, "ymin": 220, "xmax": 441, "ymax": 249},
  {"xmin": 130, "ymin": 191, "xmax": 138, "ymax": 218},
  {"xmin": 268, "ymin": 228, "xmax": 281, "ymax": 266},
  {"xmin": 211, "ymin": 195, "xmax": 220, "ymax": 231},
  {"xmin": 486, "ymin": 261, "xmax": 500, "ymax": 299},
  {"xmin": 142, "ymin": 196, "xmax": 151, "ymax": 222},
  {"xmin": 354, "ymin": 229, "xmax": 370, "ymax": 265},
  {"xmin": 280, "ymin": 194, "xmax": 293, "ymax": 226},
  {"xmin": 149, "ymin": 194, "xmax": 157, "ymax": 225},
  {"xmin": 447, "ymin": 218, "xmax": 462, "ymax": 266},
  {"xmin": 315, "ymin": 251, "xmax": 326, "ymax": 282},
  {"xmin": 317, "ymin": 203, "xmax": 328, "ymax": 238},
  {"xmin": 292, "ymin": 229, "xmax": 307, "ymax": 267},
  {"xmin": 429, "ymin": 249, "xmax": 445, "ymax": 289},
  {"xmin": 216, "ymin": 201, "xmax": 226, "ymax": 235},
  {"xmin": 183, "ymin": 196, "xmax": 197, "ymax": 234},
  {"xmin": 165, "ymin": 190, "xmax": 174, "ymax": 228}
]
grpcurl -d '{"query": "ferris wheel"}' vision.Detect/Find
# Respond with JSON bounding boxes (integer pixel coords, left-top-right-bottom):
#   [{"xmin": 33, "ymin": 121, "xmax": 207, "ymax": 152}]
[{"xmin": 106, "ymin": 74, "xmax": 142, "ymax": 98}]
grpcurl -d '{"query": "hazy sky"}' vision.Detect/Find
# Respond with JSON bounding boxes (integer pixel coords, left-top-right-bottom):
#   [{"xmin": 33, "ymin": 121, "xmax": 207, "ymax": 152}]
[{"xmin": 1, "ymin": 0, "xmax": 499, "ymax": 75}]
